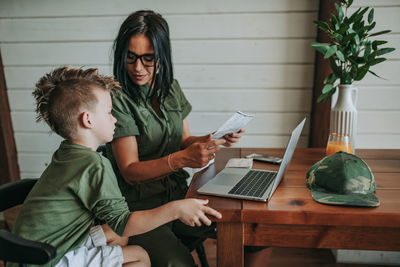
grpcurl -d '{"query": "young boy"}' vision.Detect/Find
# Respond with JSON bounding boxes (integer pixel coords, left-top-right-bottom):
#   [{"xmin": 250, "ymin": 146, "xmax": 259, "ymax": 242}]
[{"xmin": 9, "ymin": 66, "xmax": 222, "ymax": 267}]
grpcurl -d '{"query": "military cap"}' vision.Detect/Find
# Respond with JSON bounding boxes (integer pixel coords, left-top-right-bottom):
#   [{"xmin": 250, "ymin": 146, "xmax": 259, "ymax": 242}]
[{"xmin": 306, "ymin": 151, "xmax": 379, "ymax": 207}]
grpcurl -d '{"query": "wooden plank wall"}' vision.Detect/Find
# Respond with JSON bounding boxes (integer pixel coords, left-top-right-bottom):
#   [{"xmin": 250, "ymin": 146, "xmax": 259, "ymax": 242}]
[{"xmin": 0, "ymin": 0, "xmax": 399, "ymax": 178}]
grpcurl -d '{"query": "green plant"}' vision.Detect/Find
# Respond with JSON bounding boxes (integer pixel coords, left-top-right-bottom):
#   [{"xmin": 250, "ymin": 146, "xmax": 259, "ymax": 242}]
[{"xmin": 311, "ymin": 0, "xmax": 395, "ymax": 102}]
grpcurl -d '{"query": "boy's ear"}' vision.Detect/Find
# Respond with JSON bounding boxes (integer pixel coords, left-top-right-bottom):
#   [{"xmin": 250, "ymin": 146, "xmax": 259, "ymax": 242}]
[{"xmin": 80, "ymin": 111, "xmax": 94, "ymax": 129}]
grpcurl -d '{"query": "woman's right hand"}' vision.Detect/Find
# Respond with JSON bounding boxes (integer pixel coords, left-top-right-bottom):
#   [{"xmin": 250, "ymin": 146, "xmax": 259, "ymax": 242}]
[
  {"xmin": 174, "ymin": 198, "xmax": 222, "ymax": 227},
  {"xmin": 176, "ymin": 134, "xmax": 225, "ymax": 168}
]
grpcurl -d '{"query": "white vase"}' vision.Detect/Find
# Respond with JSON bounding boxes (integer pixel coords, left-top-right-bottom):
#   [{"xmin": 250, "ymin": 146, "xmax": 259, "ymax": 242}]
[{"xmin": 330, "ymin": 84, "xmax": 358, "ymax": 153}]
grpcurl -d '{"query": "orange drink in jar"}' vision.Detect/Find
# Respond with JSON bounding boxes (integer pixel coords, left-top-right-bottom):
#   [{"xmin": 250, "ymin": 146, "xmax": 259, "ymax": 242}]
[{"xmin": 326, "ymin": 133, "xmax": 352, "ymax": 156}]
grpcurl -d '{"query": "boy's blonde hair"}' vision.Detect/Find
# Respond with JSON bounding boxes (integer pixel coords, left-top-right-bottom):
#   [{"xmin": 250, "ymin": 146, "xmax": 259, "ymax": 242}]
[{"xmin": 33, "ymin": 66, "xmax": 120, "ymax": 139}]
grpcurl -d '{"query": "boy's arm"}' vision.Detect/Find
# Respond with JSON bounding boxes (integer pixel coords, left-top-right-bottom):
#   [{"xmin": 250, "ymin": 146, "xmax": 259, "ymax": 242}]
[{"xmin": 122, "ymin": 198, "xmax": 221, "ymax": 237}]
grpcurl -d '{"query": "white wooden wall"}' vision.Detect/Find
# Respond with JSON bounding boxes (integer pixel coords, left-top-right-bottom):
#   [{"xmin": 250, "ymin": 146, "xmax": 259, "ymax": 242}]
[{"xmin": 0, "ymin": 0, "xmax": 399, "ymax": 178}]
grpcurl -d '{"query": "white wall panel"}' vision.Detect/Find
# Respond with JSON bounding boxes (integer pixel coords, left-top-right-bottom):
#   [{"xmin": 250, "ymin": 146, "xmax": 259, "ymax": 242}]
[
  {"xmin": 0, "ymin": 17, "xmax": 123, "ymax": 43},
  {"xmin": 1, "ymin": 39, "xmax": 315, "ymax": 66},
  {"xmin": 357, "ymin": 87, "xmax": 400, "ymax": 111},
  {"xmin": 5, "ymin": 64, "xmax": 315, "ymax": 89},
  {"xmin": 3, "ymin": 34, "xmax": 398, "ymax": 67},
  {"xmin": 1, "ymin": 0, "xmax": 400, "ymax": 179},
  {"xmin": 381, "ymin": 35, "xmax": 400, "ymax": 60},
  {"xmin": 186, "ymin": 89, "xmax": 311, "ymax": 112},
  {"xmin": 20, "ymin": 172, "xmax": 42, "ymax": 179},
  {"xmin": 353, "ymin": 0, "xmax": 400, "ymax": 6},
  {"xmin": 167, "ymin": 13, "xmax": 318, "ymax": 39},
  {"xmin": 237, "ymin": 135, "xmax": 309, "ymax": 148},
  {"xmin": 8, "ymin": 89, "xmax": 311, "ymax": 112},
  {"xmin": 0, "ymin": 0, "xmax": 319, "ymax": 17},
  {"xmin": 14, "ymin": 133, "xmax": 62, "ymax": 153},
  {"xmin": 352, "ymin": 61, "xmax": 400, "ymax": 86},
  {"xmin": 0, "ymin": 13, "xmax": 317, "ymax": 43},
  {"xmin": 11, "ymin": 112, "xmax": 50, "ymax": 132},
  {"xmin": 7, "ymin": 90, "xmax": 35, "ymax": 111},
  {"xmin": 17, "ymin": 153, "xmax": 52, "ymax": 173},
  {"xmin": 358, "ymin": 111, "xmax": 400, "ymax": 134},
  {"xmin": 188, "ymin": 113, "xmax": 310, "ymax": 136},
  {"xmin": 175, "ymin": 65, "xmax": 315, "ymax": 89},
  {"xmin": 357, "ymin": 134, "xmax": 400, "ymax": 149},
  {"xmin": 11, "ymin": 111, "xmax": 310, "ymax": 136},
  {"xmin": 348, "ymin": 6, "xmax": 400, "ymax": 33},
  {"xmin": 1, "ymin": 42, "xmax": 115, "ymax": 66},
  {"xmin": 4, "ymin": 66, "xmax": 113, "ymax": 89},
  {"xmin": 10, "ymin": 87, "xmax": 399, "ymax": 115}
]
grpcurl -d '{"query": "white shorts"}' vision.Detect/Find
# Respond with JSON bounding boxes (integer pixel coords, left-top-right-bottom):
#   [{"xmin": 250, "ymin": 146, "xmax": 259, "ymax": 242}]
[{"xmin": 54, "ymin": 225, "xmax": 124, "ymax": 267}]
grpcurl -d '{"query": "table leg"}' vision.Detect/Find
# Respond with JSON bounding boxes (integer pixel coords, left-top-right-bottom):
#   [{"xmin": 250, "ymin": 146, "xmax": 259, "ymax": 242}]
[{"xmin": 217, "ymin": 222, "xmax": 244, "ymax": 267}]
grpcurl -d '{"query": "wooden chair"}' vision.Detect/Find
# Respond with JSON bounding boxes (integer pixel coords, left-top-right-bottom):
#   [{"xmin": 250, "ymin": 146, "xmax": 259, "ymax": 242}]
[{"xmin": 0, "ymin": 179, "xmax": 56, "ymax": 267}]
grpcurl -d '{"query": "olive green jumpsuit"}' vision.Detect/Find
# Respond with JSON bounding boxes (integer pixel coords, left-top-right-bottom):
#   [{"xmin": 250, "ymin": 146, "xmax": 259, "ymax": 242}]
[{"xmin": 106, "ymin": 80, "xmax": 215, "ymax": 267}]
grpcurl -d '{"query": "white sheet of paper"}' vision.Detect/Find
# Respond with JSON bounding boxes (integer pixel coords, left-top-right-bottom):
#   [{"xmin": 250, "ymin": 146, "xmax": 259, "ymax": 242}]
[
  {"xmin": 191, "ymin": 158, "xmax": 215, "ymax": 173},
  {"xmin": 225, "ymin": 158, "xmax": 253, "ymax": 168},
  {"xmin": 212, "ymin": 111, "xmax": 254, "ymax": 140}
]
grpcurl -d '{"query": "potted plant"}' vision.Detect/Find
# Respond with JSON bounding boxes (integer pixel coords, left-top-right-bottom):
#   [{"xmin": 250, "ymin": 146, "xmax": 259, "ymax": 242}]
[{"xmin": 311, "ymin": 0, "xmax": 395, "ymax": 151}]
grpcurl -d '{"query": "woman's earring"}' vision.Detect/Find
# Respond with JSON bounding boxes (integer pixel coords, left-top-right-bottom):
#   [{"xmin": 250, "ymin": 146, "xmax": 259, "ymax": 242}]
[{"xmin": 156, "ymin": 68, "xmax": 160, "ymax": 74}]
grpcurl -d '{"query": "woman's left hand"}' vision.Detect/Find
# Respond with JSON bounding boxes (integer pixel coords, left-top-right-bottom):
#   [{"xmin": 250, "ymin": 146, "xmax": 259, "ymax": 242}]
[{"xmin": 222, "ymin": 129, "xmax": 245, "ymax": 147}]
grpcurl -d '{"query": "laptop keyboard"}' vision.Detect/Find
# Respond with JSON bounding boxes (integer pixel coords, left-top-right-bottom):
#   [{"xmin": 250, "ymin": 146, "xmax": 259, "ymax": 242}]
[{"xmin": 228, "ymin": 170, "xmax": 276, "ymax": 198}]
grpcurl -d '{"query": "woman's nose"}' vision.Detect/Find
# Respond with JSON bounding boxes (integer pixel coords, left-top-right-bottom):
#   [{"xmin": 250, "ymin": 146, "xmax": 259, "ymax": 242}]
[{"xmin": 134, "ymin": 58, "xmax": 144, "ymax": 71}]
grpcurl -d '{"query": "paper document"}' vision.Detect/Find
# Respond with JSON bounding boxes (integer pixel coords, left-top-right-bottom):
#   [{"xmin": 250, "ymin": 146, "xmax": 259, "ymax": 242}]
[
  {"xmin": 212, "ymin": 111, "xmax": 254, "ymax": 140},
  {"xmin": 191, "ymin": 158, "xmax": 215, "ymax": 174},
  {"xmin": 225, "ymin": 158, "xmax": 253, "ymax": 169}
]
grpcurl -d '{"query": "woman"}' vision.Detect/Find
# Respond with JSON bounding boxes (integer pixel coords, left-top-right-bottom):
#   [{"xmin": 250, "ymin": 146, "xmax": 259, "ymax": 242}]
[{"xmin": 106, "ymin": 10, "xmax": 244, "ymax": 266}]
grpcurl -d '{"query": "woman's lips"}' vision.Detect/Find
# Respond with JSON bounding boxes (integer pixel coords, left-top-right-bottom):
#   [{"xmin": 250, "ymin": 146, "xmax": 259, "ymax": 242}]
[{"xmin": 133, "ymin": 74, "xmax": 146, "ymax": 80}]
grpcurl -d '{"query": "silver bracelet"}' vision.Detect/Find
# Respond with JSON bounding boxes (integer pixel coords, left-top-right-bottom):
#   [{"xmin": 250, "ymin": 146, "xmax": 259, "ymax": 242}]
[{"xmin": 168, "ymin": 154, "xmax": 178, "ymax": 172}]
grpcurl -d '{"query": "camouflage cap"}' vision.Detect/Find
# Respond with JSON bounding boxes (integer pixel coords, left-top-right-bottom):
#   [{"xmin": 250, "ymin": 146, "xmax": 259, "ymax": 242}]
[{"xmin": 306, "ymin": 151, "xmax": 379, "ymax": 207}]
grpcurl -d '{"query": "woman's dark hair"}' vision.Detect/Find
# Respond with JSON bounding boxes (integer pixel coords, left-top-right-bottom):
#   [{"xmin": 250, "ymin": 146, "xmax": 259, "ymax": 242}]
[{"xmin": 113, "ymin": 10, "xmax": 173, "ymax": 104}]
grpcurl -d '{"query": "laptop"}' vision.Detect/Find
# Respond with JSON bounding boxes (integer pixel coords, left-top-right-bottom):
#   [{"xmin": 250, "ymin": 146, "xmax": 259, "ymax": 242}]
[{"xmin": 198, "ymin": 118, "xmax": 306, "ymax": 202}]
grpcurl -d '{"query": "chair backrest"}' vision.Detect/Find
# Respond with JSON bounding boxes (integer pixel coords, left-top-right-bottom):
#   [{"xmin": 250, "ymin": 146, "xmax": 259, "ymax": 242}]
[{"xmin": 0, "ymin": 179, "xmax": 56, "ymax": 266}]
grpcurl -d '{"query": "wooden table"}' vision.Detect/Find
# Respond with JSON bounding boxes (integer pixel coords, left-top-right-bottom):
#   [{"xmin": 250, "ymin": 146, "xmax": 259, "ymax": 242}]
[{"xmin": 186, "ymin": 148, "xmax": 400, "ymax": 267}]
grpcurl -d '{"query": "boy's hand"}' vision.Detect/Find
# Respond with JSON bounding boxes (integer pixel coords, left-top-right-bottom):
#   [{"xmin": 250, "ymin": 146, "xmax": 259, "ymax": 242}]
[
  {"xmin": 101, "ymin": 224, "xmax": 128, "ymax": 246},
  {"xmin": 175, "ymin": 198, "xmax": 222, "ymax": 227}
]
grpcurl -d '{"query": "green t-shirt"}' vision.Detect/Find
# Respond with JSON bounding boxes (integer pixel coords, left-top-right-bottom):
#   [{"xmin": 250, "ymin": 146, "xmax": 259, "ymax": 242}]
[
  {"xmin": 11, "ymin": 141, "xmax": 131, "ymax": 267},
  {"xmin": 106, "ymin": 79, "xmax": 192, "ymax": 210}
]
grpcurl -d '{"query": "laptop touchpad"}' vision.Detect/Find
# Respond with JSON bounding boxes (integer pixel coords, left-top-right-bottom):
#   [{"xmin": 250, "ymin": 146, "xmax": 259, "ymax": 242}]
[{"xmin": 210, "ymin": 168, "xmax": 247, "ymax": 186}]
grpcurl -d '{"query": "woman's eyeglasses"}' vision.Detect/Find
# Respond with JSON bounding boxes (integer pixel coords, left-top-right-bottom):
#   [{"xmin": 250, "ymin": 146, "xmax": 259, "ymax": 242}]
[{"xmin": 126, "ymin": 52, "xmax": 155, "ymax": 67}]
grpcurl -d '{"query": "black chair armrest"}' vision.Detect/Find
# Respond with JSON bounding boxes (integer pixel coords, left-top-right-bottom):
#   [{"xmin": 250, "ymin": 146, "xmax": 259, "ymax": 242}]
[
  {"xmin": 0, "ymin": 229, "xmax": 56, "ymax": 264},
  {"xmin": 0, "ymin": 179, "xmax": 37, "ymax": 212}
]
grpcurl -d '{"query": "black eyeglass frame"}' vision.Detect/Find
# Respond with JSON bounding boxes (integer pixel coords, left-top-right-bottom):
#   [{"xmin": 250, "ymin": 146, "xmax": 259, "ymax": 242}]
[{"xmin": 126, "ymin": 52, "xmax": 155, "ymax": 67}]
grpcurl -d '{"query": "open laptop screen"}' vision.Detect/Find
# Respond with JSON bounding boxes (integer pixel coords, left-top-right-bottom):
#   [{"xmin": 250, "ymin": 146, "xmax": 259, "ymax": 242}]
[{"xmin": 268, "ymin": 118, "xmax": 306, "ymax": 200}]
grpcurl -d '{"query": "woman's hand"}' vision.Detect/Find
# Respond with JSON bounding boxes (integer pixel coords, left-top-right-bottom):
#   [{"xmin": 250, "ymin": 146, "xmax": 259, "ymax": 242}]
[
  {"xmin": 222, "ymin": 128, "xmax": 245, "ymax": 147},
  {"xmin": 174, "ymin": 198, "xmax": 222, "ymax": 227},
  {"xmin": 176, "ymin": 134, "xmax": 225, "ymax": 168}
]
